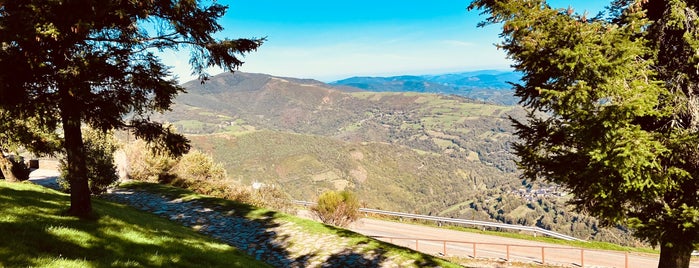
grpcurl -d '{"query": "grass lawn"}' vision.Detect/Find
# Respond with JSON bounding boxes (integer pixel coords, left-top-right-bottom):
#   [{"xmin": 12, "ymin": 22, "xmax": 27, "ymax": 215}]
[{"xmin": 0, "ymin": 180, "xmax": 271, "ymax": 268}]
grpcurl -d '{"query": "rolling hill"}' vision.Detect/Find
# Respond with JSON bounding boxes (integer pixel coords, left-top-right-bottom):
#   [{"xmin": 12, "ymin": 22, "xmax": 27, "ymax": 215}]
[
  {"xmin": 171, "ymin": 72, "xmax": 522, "ymax": 172},
  {"xmin": 153, "ymin": 71, "xmax": 641, "ymax": 246},
  {"xmin": 158, "ymin": 71, "xmax": 523, "ymax": 209}
]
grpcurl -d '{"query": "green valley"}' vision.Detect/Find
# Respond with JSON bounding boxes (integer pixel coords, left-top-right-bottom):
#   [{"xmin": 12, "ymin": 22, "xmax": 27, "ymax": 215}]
[{"xmin": 156, "ymin": 71, "xmax": 644, "ymax": 247}]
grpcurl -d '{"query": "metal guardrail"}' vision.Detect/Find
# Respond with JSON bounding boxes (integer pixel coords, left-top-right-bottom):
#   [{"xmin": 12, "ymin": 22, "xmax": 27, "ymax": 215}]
[
  {"xmin": 371, "ymin": 236, "xmax": 630, "ymax": 268},
  {"xmin": 293, "ymin": 200, "xmax": 584, "ymax": 242}
]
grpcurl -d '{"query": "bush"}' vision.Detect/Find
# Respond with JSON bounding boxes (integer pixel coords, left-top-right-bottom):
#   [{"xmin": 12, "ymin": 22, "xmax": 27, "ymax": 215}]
[
  {"xmin": 59, "ymin": 128, "xmax": 120, "ymax": 194},
  {"xmin": 124, "ymin": 141, "xmax": 296, "ymax": 214},
  {"xmin": 11, "ymin": 157, "xmax": 30, "ymax": 181},
  {"xmin": 312, "ymin": 190, "xmax": 360, "ymax": 227},
  {"xmin": 124, "ymin": 140, "xmax": 177, "ymax": 183},
  {"xmin": 171, "ymin": 150, "xmax": 227, "ymax": 187}
]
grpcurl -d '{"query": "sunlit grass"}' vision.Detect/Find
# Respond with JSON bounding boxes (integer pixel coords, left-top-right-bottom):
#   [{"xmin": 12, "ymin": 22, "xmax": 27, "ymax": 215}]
[
  {"xmin": 0, "ymin": 181, "xmax": 270, "ymax": 267},
  {"xmin": 121, "ymin": 181, "xmax": 462, "ymax": 268}
]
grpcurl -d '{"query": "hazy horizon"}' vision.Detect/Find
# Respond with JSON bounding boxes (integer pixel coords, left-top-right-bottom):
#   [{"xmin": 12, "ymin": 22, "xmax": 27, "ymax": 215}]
[{"xmin": 163, "ymin": 0, "xmax": 608, "ymax": 83}]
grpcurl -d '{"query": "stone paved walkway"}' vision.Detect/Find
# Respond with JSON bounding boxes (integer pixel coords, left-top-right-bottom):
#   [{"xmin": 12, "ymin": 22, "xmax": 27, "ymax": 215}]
[{"xmin": 29, "ymin": 169, "xmax": 433, "ymax": 267}]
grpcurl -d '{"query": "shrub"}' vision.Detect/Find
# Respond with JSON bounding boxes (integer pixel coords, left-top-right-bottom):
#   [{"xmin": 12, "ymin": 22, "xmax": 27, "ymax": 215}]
[
  {"xmin": 124, "ymin": 140, "xmax": 177, "ymax": 183},
  {"xmin": 11, "ymin": 157, "xmax": 30, "ymax": 181},
  {"xmin": 312, "ymin": 190, "xmax": 360, "ymax": 227},
  {"xmin": 59, "ymin": 128, "xmax": 120, "ymax": 194},
  {"xmin": 124, "ymin": 141, "xmax": 296, "ymax": 213},
  {"xmin": 171, "ymin": 150, "xmax": 227, "ymax": 187}
]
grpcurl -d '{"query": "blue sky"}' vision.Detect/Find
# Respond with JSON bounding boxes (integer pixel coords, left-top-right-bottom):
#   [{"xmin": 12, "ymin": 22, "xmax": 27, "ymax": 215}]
[{"xmin": 162, "ymin": 0, "xmax": 609, "ymax": 83}]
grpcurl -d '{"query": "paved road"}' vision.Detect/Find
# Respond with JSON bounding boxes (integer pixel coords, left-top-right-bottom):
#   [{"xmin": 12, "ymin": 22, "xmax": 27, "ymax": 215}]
[
  {"xmin": 348, "ymin": 218, "xmax": 699, "ymax": 268},
  {"xmin": 28, "ymin": 168, "xmax": 61, "ymax": 190}
]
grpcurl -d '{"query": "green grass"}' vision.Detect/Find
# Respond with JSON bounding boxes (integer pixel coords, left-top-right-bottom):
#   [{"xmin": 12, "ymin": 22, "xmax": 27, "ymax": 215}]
[
  {"xmin": 119, "ymin": 182, "xmax": 462, "ymax": 268},
  {"xmin": 439, "ymin": 200, "xmax": 473, "ymax": 216},
  {"xmin": 0, "ymin": 181, "xmax": 271, "ymax": 268}
]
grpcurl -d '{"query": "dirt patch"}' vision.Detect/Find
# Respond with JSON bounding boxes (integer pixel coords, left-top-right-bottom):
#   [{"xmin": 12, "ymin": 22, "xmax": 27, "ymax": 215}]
[
  {"xmin": 349, "ymin": 150, "xmax": 364, "ymax": 160},
  {"xmin": 350, "ymin": 166, "xmax": 368, "ymax": 183},
  {"xmin": 332, "ymin": 179, "xmax": 351, "ymax": 191},
  {"xmin": 311, "ymin": 170, "xmax": 340, "ymax": 182}
]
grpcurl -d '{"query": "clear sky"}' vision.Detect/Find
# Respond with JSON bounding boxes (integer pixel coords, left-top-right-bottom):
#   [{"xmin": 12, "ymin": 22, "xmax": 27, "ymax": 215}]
[{"xmin": 162, "ymin": 0, "xmax": 609, "ymax": 83}]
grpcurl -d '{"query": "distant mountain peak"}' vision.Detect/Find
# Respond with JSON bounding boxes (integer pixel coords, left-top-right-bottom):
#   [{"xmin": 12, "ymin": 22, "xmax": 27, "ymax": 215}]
[
  {"xmin": 180, "ymin": 71, "xmax": 354, "ymax": 95},
  {"xmin": 178, "ymin": 70, "xmax": 521, "ymax": 105}
]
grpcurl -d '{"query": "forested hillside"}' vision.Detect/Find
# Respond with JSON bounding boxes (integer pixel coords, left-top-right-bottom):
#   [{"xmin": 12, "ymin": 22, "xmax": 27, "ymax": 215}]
[{"xmin": 155, "ymin": 71, "xmax": 642, "ymax": 246}]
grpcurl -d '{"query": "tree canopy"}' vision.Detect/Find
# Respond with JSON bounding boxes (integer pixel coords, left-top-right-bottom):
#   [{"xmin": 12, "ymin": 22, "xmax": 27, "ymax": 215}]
[
  {"xmin": 469, "ymin": 0, "xmax": 699, "ymax": 267},
  {"xmin": 0, "ymin": 0, "xmax": 262, "ymax": 217}
]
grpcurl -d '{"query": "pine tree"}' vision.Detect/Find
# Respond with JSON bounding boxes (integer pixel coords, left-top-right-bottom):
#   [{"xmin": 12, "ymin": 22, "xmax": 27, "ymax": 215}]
[
  {"xmin": 469, "ymin": 1, "xmax": 699, "ymax": 267},
  {"xmin": 0, "ymin": 0, "xmax": 262, "ymax": 217}
]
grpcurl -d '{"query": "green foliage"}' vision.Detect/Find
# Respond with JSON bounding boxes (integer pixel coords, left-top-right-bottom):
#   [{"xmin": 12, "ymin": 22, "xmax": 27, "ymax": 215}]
[
  {"xmin": 454, "ymin": 192, "xmax": 644, "ymax": 247},
  {"xmin": 312, "ymin": 190, "xmax": 360, "ymax": 227},
  {"xmin": 172, "ymin": 150, "xmax": 227, "ymax": 184},
  {"xmin": 0, "ymin": 181, "xmax": 270, "ymax": 267},
  {"xmin": 59, "ymin": 128, "xmax": 120, "ymax": 195},
  {"xmin": 0, "ymin": 110, "xmax": 61, "ymax": 156},
  {"xmin": 470, "ymin": 0, "xmax": 699, "ymax": 266},
  {"xmin": 0, "ymin": 0, "xmax": 262, "ymax": 216},
  {"xmin": 0, "ymin": 108, "xmax": 58, "ymax": 182},
  {"xmin": 124, "ymin": 140, "xmax": 178, "ymax": 183}
]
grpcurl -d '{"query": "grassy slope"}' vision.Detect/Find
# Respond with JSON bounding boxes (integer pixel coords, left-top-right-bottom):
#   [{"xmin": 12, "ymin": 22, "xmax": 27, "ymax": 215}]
[
  {"xmin": 0, "ymin": 181, "xmax": 270, "ymax": 268},
  {"xmin": 120, "ymin": 182, "xmax": 461, "ymax": 268}
]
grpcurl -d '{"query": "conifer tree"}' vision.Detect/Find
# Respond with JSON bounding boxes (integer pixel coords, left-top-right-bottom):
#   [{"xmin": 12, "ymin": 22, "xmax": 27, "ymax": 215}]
[
  {"xmin": 470, "ymin": 1, "xmax": 699, "ymax": 267},
  {"xmin": 0, "ymin": 0, "xmax": 262, "ymax": 217}
]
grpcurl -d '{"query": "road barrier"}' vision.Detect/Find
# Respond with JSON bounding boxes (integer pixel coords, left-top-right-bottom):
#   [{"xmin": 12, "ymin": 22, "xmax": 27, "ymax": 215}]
[
  {"xmin": 371, "ymin": 236, "xmax": 630, "ymax": 268},
  {"xmin": 293, "ymin": 200, "xmax": 583, "ymax": 242}
]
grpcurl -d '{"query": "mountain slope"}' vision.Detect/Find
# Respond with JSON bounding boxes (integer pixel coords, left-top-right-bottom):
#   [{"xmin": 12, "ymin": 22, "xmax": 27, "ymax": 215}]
[
  {"xmin": 155, "ymin": 71, "xmax": 640, "ymax": 246},
  {"xmin": 165, "ymin": 72, "xmax": 523, "ymax": 173},
  {"xmin": 158, "ymin": 71, "xmax": 524, "ymax": 211},
  {"xmin": 188, "ymin": 130, "xmax": 516, "ymax": 214}
]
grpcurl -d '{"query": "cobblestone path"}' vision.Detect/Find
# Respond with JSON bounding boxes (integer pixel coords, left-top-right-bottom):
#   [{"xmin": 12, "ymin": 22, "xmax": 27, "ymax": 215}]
[{"xmin": 30, "ymin": 169, "xmax": 445, "ymax": 267}]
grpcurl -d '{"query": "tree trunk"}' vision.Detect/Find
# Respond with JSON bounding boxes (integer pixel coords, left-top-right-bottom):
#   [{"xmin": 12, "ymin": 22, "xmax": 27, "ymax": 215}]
[
  {"xmin": 60, "ymin": 96, "xmax": 92, "ymax": 217},
  {"xmin": 0, "ymin": 153, "xmax": 19, "ymax": 182},
  {"xmin": 658, "ymin": 235, "xmax": 694, "ymax": 268}
]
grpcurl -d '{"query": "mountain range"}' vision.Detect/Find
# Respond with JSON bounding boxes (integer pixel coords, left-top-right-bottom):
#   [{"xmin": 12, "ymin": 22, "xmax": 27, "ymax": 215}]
[
  {"xmin": 153, "ymin": 71, "xmax": 641, "ymax": 246},
  {"xmin": 331, "ymin": 70, "xmax": 522, "ymax": 105}
]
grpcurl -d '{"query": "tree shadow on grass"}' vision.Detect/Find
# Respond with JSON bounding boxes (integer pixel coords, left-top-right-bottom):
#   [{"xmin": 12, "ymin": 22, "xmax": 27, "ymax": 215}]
[
  {"xmin": 0, "ymin": 182, "xmax": 268, "ymax": 267},
  {"xmin": 323, "ymin": 247, "xmax": 388, "ymax": 267},
  {"xmin": 108, "ymin": 182, "xmax": 457, "ymax": 267},
  {"xmin": 12, "ymin": 181, "xmax": 454, "ymax": 267},
  {"xmin": 100, "ymin": 185, "xmax": 311, "ymax": 267}
]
